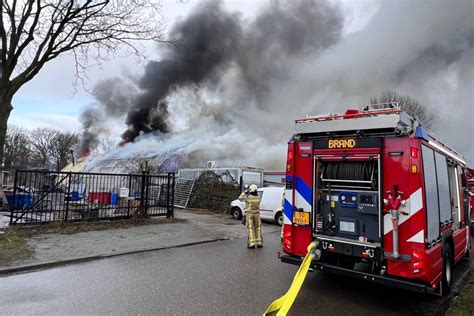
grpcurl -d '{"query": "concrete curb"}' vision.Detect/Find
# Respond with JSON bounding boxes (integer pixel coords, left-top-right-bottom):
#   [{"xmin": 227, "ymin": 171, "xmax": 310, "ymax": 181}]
[{"xmin": 0, "ymin": 237, "xmax": 230, "ymax": 276}]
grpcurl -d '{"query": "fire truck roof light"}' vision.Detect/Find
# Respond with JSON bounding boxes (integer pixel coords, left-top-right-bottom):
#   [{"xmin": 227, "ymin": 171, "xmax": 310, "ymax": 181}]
[
  {"xmin": 415, "ymin": 126, "xmax": 429, "ymax": 141},
  {"xmin": 345, "ymin": 109, "xmax": 359, "ymax": 115}
]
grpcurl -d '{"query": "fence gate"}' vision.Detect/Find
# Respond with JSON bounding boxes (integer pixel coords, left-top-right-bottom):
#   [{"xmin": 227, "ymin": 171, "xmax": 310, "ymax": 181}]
[
  {"xmin": 7, "ymin": 170, "xmax": 175, "ymax": 225},
  {"xmin": 174, "ymin": 178, "xmax": 195, "ymax": 209}
]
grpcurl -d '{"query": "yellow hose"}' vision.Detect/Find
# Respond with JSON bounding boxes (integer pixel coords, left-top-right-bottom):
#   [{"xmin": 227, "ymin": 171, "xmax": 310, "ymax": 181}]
[{"xmin": 263, "ymin": 242, "xmax": 317, "ymax": 316}]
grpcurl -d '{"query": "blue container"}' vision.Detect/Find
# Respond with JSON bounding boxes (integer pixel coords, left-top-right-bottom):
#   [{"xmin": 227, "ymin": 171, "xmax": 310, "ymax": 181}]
[
  {"xmin": 111, "ymin": 192, "xmax": 119, "ymax": 206},
  {"xmin": 6, "ymin": 194, "xmax": 33, "ymax": 209},
  {"xmin": 71, "ymin": 191, "xmax": 81, "ymax": 201},
  {"xmin": 5, "ymin": 195, "xmax": 13, "ymax": 206}
]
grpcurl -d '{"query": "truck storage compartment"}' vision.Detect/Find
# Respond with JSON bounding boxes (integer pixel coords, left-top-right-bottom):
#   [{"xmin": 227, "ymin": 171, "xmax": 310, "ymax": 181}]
[{"xmin": 315, "ymin": 160, "xmax": 381, "ymax": 245}]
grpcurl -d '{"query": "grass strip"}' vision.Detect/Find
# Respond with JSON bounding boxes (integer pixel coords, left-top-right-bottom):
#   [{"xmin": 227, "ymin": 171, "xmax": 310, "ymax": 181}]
[
  {"xmin": 0, "ymin": 233, "xmax": 32, "ymax": 265},
  {"xmin": 449, "ymin": 272, "xmax": 474, "ymax": 316}
]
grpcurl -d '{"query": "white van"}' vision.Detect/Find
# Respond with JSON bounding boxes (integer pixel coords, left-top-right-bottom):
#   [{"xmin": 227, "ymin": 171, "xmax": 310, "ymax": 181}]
[{"xmin": 230, "ymin": 187, "xmax": 284, "ymax": 226}]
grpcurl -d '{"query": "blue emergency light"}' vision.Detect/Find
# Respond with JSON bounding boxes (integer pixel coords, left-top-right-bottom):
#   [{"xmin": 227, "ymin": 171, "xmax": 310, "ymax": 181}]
[{"xmin": 415, "ymin": 126, "xmax": 429, "ymax": 142}]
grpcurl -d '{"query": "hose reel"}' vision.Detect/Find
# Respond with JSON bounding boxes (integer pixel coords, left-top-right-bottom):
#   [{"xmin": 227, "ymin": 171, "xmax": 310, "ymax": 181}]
[{"xmin": 320, "ymin": 161, "xmax": 377, "ymax": 190}]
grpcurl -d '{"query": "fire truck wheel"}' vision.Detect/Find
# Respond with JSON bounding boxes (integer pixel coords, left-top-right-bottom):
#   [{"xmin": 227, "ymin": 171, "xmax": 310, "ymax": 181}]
[
  {"xmin": 442, "ymin": 246, "xmax": 453, "ymax": 295},
  {"xmin": 232, "ymin": 207, "xmax": 242, "ymax": 220},
  {"xmin": 275, "ymin": 212, "xmax": 283, "ymax": 226}
]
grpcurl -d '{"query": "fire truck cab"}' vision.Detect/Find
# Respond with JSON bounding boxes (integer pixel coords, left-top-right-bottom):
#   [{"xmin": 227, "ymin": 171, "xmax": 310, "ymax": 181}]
[{"xmin": 280, "ymin": 103, "xmax": 471, "ymax": 295}]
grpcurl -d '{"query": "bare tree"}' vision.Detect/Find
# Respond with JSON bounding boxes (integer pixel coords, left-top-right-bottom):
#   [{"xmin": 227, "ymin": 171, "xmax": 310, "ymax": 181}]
[
  {"xmin": 0, "ymin": 0, "xmax": 166, "ymax": 177},
  {"xmin": 29, "ymin": 127, "xmax": 57, "ymax": 168},
  {"xmin": 369, "ymin": 90, "xmax": 438, "ymax": 128},
  {"xmin": 3, "ymin": 126, "xmax": 79, "ymax": 171},
  {"xmin": 98, "ymin": 135, "xmax": 117, "ymax": 154},
  {"xmin": 52, "ymin": 131, "xmax": 79, "ymax": 171},
  {"xmin": 127, "ymin": 158, "xmax": 160, "ymax": 174},
  {"xmin": 2, "ymin": 125, "xmax": 31, "ymax": 170}
]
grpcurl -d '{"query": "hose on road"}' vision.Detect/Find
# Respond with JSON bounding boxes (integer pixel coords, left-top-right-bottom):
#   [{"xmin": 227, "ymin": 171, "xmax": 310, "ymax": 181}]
[{"xmin": 263, "ymin": 242, "xmax": 318, "ymax": 316}]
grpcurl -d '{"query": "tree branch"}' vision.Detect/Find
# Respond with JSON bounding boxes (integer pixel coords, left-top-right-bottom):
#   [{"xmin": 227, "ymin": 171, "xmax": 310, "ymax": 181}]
[
  {"xmin": 12, "ymin": 1, "xmax": 41, "ymax": 68},
  {"xmin": 3, "ymin": 0, "xmax": 167, "ymax": 96}
]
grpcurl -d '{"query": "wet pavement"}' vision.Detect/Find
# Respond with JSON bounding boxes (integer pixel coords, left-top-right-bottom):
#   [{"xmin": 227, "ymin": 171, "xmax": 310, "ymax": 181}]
[
  {"xmin": 0, "ymin": 230, "xmax": 470, "ymax": 315},
  {"xmin": 0, "ymin": 209, "xmax": 280, "ymax": 271}
]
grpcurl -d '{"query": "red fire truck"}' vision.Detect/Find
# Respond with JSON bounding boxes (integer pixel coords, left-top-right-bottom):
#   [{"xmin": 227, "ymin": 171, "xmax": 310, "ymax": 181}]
[{"xmin": 280, "ymin": 103, "xmax": 471, "ymax": 295}]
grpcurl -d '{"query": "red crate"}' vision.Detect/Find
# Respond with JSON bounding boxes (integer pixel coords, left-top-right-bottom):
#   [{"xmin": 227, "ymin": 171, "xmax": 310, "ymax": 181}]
[{"xmin": 88, "ymin": 192, "xmax": 111, "ymax": 204}]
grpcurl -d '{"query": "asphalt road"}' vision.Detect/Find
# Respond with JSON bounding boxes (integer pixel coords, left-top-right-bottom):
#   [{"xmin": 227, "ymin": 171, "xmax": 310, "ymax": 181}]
[{"xmin": 0, "ymin": 229, "xmax": 470, "ymax": 316}]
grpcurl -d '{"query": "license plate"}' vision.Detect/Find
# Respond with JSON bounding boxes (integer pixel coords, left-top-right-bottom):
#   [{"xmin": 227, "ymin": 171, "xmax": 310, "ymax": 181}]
[{"xmin": 293, "ymin": 211, "xmax": 310, "ymax": 225}]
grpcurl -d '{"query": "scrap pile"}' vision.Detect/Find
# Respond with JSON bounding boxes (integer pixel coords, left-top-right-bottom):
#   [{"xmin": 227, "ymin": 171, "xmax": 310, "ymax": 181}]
[{"xmin": 188, "ymin": 171, "xmax": 240, "ymax": 212}]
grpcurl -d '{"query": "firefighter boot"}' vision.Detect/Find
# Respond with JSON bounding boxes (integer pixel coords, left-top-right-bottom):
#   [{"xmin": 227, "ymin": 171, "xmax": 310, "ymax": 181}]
[
  {"xmin": 255, "ymin": 214, "xmax": 263, "ymax": 248},
  {"xmin": 246, "ymin": 213, "xmax": 256, "ymax": 248}
]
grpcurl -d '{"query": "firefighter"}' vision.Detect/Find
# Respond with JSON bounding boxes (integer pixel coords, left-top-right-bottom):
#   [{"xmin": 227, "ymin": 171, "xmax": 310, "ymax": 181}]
[{"xmin": 239, "ymin": 184, "xmax": 263, "ymax": 248}]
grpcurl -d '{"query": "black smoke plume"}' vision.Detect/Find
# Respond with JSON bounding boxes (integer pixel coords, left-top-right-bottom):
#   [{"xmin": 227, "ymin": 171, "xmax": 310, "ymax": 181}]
[
  {"xmin": 122, "ymin": 3, "xmax": 244, "ymax": 141},
  {"xmin": 79, "ymin": 0, "xmax": 343, "ymax": 151},
  {"xmin": 79, "ymin": 106, "xmax": 105, "ymax": 156}
]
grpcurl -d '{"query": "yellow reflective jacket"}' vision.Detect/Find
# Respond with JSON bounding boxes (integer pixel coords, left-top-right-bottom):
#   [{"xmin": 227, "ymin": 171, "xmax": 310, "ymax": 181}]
[{"xmin": 238, "ymin": 192, "xmax": 261, "ymax": 215}]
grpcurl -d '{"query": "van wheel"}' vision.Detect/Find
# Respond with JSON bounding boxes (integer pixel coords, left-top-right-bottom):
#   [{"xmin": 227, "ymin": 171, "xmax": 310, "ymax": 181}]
[
  {"xmin": 442, "ymin": 246, "xmax": 453, "ymax": 295},
  {"xmin": 275, "ymin": 212, "xmax": 283, "ymax": 226},
  {"xmin": 232, "ymin": 207, "xmax": 242, "ymax": 220}
]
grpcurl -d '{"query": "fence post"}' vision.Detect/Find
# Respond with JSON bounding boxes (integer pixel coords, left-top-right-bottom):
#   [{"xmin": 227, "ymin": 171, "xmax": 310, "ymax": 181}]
[
  {"xmin": 166, "ymin": 173, "xmax": 172, "ymax": 219},
  {"xmin": 140, "ymin": 172, "xmax": 146, "ymax": 218},
  {"xmin": 65, "ymin": 172, "xmax": 71, "ymax": 222},
  {"xmin": 170, "ymin": 173, "xmax": 175, "ymax": 219},
  {"xmin": 127, "ymin": 174, "xmax": 132, "ymax": 218},
  {"xmin": 144, "ymin": 172, "xmax": 149, "ymax": 217},
  {"xmin": 10, "ymin": 170, "xmax": 19, "ymax": 225}
]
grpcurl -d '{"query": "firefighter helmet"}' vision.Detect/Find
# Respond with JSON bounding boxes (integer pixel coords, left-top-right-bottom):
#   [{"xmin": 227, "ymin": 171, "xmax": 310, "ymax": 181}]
[{"xmin": 249, "ymin": 184, "xmax": 258, "ymax": 193}]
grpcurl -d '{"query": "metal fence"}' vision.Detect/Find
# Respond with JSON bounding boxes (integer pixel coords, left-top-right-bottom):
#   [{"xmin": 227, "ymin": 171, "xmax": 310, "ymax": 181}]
[{"xmin": 7, "ymin": 170, "xmax": 175, "ymax": 225}]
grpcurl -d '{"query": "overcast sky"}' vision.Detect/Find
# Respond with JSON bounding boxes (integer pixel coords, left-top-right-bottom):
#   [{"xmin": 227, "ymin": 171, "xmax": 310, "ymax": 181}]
[{"xmin": 8, "ymin": 0, "xmax": 379, "ymax": 132}]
